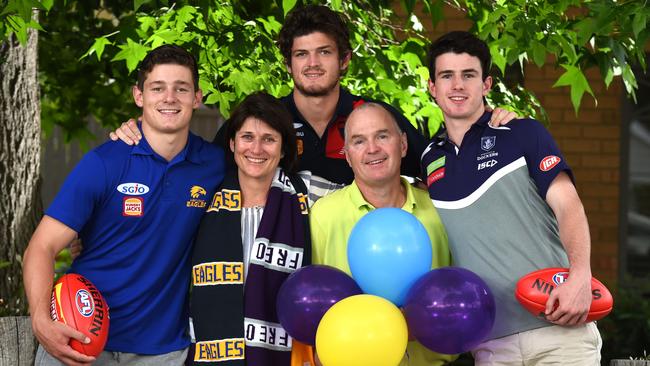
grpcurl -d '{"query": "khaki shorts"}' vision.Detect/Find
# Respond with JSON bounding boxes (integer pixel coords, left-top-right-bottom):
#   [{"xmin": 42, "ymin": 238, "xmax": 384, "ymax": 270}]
[{"xmin": 472, "ymin": 322, "xmax": 602, "ymax": 366}]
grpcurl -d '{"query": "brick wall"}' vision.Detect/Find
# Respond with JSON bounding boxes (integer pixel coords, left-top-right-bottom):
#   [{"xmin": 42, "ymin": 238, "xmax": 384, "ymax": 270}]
[{"xmin": 406, "ymin": 4, "xmax": 621, "ymax": 284}]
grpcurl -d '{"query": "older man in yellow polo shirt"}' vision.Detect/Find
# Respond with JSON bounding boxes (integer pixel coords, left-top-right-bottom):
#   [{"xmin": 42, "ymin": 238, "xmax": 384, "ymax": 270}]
[{"xmin": 309, "ymin": 102, "xmax": 455, "ymax": 365}]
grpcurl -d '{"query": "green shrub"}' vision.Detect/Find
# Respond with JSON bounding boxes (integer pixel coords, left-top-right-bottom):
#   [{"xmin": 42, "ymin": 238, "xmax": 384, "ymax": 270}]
[{"xmin": 599, "ymin": 277, "xmax": 650, "ymax": 364}]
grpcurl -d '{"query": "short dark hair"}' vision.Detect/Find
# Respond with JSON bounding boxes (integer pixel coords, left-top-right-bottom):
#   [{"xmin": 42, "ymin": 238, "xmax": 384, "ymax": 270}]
[
  {"xmin": 225, "ymin": 92, "xmax": 298, "ymax": 172},
  {"xmin": 136, "ymin": 45, "xmax": 199, "ymax": 90},
  {"xmin": 278, "ymin": 5, "xmax": 351, "ymax": 67},
  {"xmin": 428, "ymin": 31, "xmax": 491, "ymax": 81}
]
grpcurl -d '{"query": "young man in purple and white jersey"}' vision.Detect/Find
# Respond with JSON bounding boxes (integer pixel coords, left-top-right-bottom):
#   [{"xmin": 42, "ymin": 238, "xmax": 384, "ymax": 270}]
[{"xmin": 421, "ymin": 31, "xmax": 601, "ymax": 365}]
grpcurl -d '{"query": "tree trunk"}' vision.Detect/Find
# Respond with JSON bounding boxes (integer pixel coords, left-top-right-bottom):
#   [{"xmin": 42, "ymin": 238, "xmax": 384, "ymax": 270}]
[
  {"xmin": 0, "ymin": 316, "xmax": 36, "ymax": 365},
  {"xmin": 0, "ymin": 26, "xmax": 42, "ymax": 316}
]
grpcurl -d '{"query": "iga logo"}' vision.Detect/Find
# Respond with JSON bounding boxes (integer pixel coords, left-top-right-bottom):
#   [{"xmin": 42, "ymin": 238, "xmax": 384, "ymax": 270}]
[
  {"xmin": 117, "ymin": 183, "xmax": 150, "ymax": 195},
  {"xmin": 539, "ymin": 156, "xmax": 561, "ymax": 172},
  {"xmin": 75, "ymin": 289, "xmax": 95, "ymax": 317},
  {"xmin": 552, "ymin": 271, "xmax": 570, "ymax": 286}
]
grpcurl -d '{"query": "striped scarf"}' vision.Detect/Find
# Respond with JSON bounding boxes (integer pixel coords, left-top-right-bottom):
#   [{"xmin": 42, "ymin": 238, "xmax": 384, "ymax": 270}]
[{"xmin": 189, "ymin": 168, "xmax": 311, "ymax": 365}]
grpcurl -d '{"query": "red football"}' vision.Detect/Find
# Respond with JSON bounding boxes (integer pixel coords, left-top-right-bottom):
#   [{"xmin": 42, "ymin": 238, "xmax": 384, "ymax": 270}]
[
  {"xmin": 50, "ymin": 273, "xmax": 110, "ymax": 356},
  {"xmin": 515, "ymin": 267, "xmax": 613, "ymax": 322}
]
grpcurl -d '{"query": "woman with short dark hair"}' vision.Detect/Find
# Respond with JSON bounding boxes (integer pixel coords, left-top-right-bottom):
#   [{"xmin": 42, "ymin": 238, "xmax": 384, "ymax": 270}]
[{"xmin": 188, "ymin": 92, "xmax": 339, "ymax": 366}]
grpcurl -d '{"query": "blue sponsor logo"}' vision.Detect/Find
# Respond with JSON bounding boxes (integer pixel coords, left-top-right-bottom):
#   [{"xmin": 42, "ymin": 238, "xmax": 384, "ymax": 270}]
[{"xmin": 117, "ymin": 183, "xmax": 150, "ymax": 195}]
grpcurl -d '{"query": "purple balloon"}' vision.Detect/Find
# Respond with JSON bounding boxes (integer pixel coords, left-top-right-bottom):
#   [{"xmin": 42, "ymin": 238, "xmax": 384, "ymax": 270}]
[
  {"xmin": 403, "ymin": 267, "xmax": 495, "ymax": 354},
  {"xmin": 277, "ymin": 265, "xmax": 362, "ymax": 345}
]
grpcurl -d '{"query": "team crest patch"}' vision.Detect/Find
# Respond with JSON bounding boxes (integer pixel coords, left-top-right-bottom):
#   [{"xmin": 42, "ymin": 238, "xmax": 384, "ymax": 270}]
[
  {"xmin": 186, "ymin": 185, "xmax": 208, "ymax": 208},
  {"xmin": 481, "ymin": 136, "xmax": 496, "ymax": 151},
  {"xmin": 123, "ymin": 197, "xmax": 143, "ymax": 217},
  {"xmin": 539, "ymin": 155, "xmax": 561, "ymax": 172}
]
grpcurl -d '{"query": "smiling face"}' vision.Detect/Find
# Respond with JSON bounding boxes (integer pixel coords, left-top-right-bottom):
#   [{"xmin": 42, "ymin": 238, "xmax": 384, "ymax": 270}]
[
  {"xmin": 287, "ymin": 31, "xmax": 350, "ymax": 97},
  {"xmin": 428, "ymin": 52, "xmax": 492, "ymax": 126},
  {"xmin": 133, "ymin": 63, "xmax": 201, "ymax": 135},
  {"xmin": 344, "ymin": 105, "xmax": 407, "ymax": 188},
  {"xmin": 230, "ymin": 117, "xmax": 283, "ymax": 183}
]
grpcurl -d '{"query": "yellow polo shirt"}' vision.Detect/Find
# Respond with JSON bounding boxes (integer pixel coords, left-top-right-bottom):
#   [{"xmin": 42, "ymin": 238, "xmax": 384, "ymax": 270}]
[{"xmin": 310, "ymin": 178, "xmax": 456, "ymax": 366}]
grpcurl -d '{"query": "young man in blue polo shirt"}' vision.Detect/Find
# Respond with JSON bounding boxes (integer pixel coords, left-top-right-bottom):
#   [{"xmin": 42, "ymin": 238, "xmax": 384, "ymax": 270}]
[
  {"xmin": 23, "ymin": 45, "xmax": 225, "ymax": 366},
  {"xmin": 421, "ymin": 31, "xmax": 601, "ymax": 364}
]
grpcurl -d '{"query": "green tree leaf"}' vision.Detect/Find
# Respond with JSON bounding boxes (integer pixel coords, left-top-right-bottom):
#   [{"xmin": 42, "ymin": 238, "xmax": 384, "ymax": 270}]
[
  {"xmin": 41, "ymin": 0, "xmax": 54, "ymax": 11},
  {"xmin": 81, "ymin": 36, "xmax": 112, "ymax": 60},
  {"xmin": 6, "ymin": 14, "xmax": 27, "ymax": 44},
  {"xmin": 553, "ymin": 64, "xmax": 594, "ymax": 115},
  {"xmin": 489, "ymin": 43, "xmax": 507, "ymax": 75},
  {"xmin": 531, "ymin": 40, "xmax": 546, "ymax": 68},
  {"xmin": 282, "ymin": 0, "xmax": 297, "ymax": 16},
  {"xmin": 111, "ymin": 38, "xmax": 150, "ymax": 73},
  {"xmin": 632, "ymin": 13, "xmax": 646, "ymax": 38},
  {"xmin": 134, "ymin": 0, "xmax": 153, "ymax": 12},
  {"xmin": 329, "ymin": 0, "xmax": 342, "ymax": 11}
]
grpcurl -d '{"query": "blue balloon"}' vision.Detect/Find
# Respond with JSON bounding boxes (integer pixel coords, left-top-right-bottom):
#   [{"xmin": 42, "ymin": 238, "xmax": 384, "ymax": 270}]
[
  {"xmin": 347, "ymin": 208, "xmax": 432, "ymax": 306},
  {"xmin": 403, "ymin": 267, "xmax": 496, "ymax": 354}
]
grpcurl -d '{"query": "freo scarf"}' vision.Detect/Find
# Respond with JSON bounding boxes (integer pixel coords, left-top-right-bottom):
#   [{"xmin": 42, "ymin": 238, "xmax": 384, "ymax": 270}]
[{"xmin": 189, "ymin": 167, "xmax": 311, "ymax": 365}]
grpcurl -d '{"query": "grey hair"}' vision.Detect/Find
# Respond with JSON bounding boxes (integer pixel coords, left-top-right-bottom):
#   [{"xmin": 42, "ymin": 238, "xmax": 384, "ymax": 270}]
[{"xmin": 344, "ymin": 102, "xmax": 404, "ymax": 143}]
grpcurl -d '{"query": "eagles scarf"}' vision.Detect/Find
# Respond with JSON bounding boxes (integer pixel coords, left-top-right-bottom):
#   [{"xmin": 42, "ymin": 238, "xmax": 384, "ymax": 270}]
[{"xmin": 189, "ymin": 167, "xmax": 311, "ymax": 365}]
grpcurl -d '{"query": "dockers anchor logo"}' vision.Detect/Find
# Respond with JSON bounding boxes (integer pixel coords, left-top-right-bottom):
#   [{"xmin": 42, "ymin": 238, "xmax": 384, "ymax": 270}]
[{"xmin": 480, "ymin": 136, "xmax": 496, "ymax": 151}]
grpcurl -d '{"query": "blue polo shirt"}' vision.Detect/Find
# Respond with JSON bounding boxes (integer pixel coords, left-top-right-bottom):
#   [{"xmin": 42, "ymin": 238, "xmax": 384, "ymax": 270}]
[
  {"xmin": 46, "ymin": 131, "xmax": 225, "ymax": 354},
  {"xmin": 420, "ymin": 112, "xmax": 573, "ymax": 339}
]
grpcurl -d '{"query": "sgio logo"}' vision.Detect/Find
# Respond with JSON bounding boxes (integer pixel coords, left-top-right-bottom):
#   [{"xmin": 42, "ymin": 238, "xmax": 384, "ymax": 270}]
[
  {"xmin": 117, "ymin": 183, "xmax": 150, "ymax": 195},
  {"xmin": 75, "ymin": 289, "xmax": 95, "ymax": 317},
  {"xmin": 477, "ymin": 159, "xmax": 498, "ymax": 171}
]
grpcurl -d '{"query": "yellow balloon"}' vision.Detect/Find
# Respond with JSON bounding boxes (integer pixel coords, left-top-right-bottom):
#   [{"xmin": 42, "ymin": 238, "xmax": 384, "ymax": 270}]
[{"xmin": 315, "ymin": 294, "xmax": 408, "ymax": 366}]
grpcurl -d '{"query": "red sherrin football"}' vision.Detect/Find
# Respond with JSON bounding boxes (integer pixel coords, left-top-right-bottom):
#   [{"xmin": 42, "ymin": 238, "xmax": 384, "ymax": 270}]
[
  {"xmin": 515, "ymin": 267, "xmax": 613, "ymax": 322},
  {"xmin": 50, "ymin": 273, "xmax": 110, "ymax": 356}
]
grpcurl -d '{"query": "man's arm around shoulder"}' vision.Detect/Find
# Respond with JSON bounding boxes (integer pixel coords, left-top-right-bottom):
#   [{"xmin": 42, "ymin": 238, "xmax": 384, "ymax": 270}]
[{"xmin": 23, "ymin": 216, "xmax": 95, "ymax": 366}]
